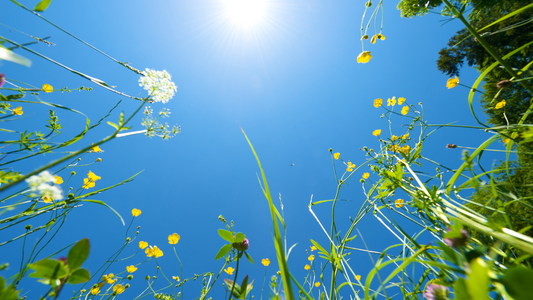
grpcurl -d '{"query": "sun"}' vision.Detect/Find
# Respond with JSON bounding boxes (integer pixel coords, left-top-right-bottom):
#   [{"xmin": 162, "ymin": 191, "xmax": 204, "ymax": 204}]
[{"xmin": 222, "ymin": 0, "xmax": 268, "ymax": 27}]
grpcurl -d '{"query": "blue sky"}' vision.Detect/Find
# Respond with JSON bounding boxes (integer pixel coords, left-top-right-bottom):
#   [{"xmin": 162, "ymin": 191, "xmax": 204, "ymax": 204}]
[{"xmin": 0, "ymin": 0, "xmax": 502, "ymax": 298}]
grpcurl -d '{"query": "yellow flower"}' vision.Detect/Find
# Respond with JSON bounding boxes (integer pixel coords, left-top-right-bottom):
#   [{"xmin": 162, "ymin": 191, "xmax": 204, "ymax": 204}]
[
  {"xmin": 91, "ymin": 144, "xmax": 102, "ymax": 153},
  {"xmin": 401, "ymin": 106, "xmax": 409, "ymax": 115},
  {"xmin": 446, "ymin": 76, "xmax": 459, "ymax": 89},
  {"xmin": 401, "ymin": 133, "xmax": 409, "ymax": 139},
  {"xmin": 373, "ymin": 98, "xmax": 383, "ymax": 108},
  {"xmin": 310, "ymin": 246, "xmax": 317, "ymax": 251},
  {"xmin": 145, "ymin": 245, "xmax": 163, "ymax": 258},
  {"xmin": 391, "ymin": 135, "xmax": 399, "ymax": 141},
  {"xmin": 12, "ymin": 106, "xmax": 23, "ymax": 115},
  {"xmin": 503, "ymin": 138, "xmax": 510, "ymax": 144},
  {"xmin": 132, "ymin": 208, "xmax": 142, "ymax": 217},
  {"xmin": 113, "ymin": 284, "xmax": 125, "ymax": 294},
  {"xmin": 356, "ymin": 275, "xmax": 361, "ymax": 281},
  {"xmin": 398, "ymin": 97, "xmax": 406, "ymax": 105},
  {"xmin": 173, "ymin": 276, "xmax": 180, "ymax": 282},
  {"xmin": 346, "ymin": 161, "xmax": 355, "ymax": 172},
  {"xmin": 387, "ymin": 97, "xmax": 396, "ymax": 106},
  {"xmin": 495, "ymin": 100, "xmax": 506, "ymax": 109},
  {"xmin": 224, "ymin": 267, "xmax": 235, "ymax": 275},
  {"xmin": 361, "ymin": 35, "xmax": 369, "ymax": 40},
  {"xmin": 357, "ymin": 51, "xmax": 372, "ymax": 63},
  {"xmin": 372, "ymin": 129, "xmax": 381, "ymax": 136},
  {"xmin": 376, "ymin": 33, "xmax": 385, "ymax": 40},
  {"xmin": 371, "ymin": 35, "xmax": 377, "ymax": 44},
  {"xmin": 90, "ymin": 286, "xmax": 100, "ymax": 295},
  {"xmin": 362, "ymin": 173, "xmax": 370, "ymax": 179},
  {"xmin": 401, "ymin": 145, "xmax": 411, "ymax": 153},
  {"xmin": 304, "ymin": 264, "xmax": 311, "ymax": 270},
  {"xmin": 42, "ymin": 84, "xmax": 53, "ymax": 93},
  {"xmin": 395, "ymin": 199, "xmax": 405, "ymax": 208},
  {"xmin": 53, "ymin": 175, "xmax": 63, "ymax": 184},
  {"xmin": 87, "ymin": 171, "xmax": 101, "ymax": 181},
  {"xmin": 389, "ymin": 144, "xmax": 400, "ymax": 153},
  {"xmin": 82, "ymin": 178, "xmax": 96, "ymax": 189},
  {"xmin": 139, "ymin": 241, "xmax": 148, "ymax": 249},
  {"xmin": 315, "ymin": 282, "xmax": 321, "ymax": 287},
  {"xmin": 262, "ymin": 258, "xmax": 270, "ymax": 266},
  {"xmin": 126, "ymin": 265, "xmax": 137, "ymax": 273},
  {"xmin": 168, "ymin": 233, "xmax": 180, "ymax": 245},
  {"xmin": 42, "ymin": 196, "xmax": 53, "ymax": 203},
  {"xmin": 334, "ymin": 152, "xmax": 340, "ymax": 160},
  {"xmin": 102, "ymin": 273, "xmax": 115, "ymax": 284},
  {"xmin": 308, "ymin": 255, "xmax": 315, "ymax": 261}
]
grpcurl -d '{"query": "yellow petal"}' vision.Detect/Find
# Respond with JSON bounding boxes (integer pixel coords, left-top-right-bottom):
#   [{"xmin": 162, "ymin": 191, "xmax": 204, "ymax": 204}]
[
  {"xmin": 357, "ymin": 51, "xmax": 372, "ymax": 64},
  {"xmin": 42, "ymin": 84, "xmax": 53, "ymax": 93},
  {"xmin": 168, "ymin": 233, "xmax": 180, "ymax": 244},
  {"xmin": 132, "ymin": 208, "xmax": 142, "ymax": 217}
]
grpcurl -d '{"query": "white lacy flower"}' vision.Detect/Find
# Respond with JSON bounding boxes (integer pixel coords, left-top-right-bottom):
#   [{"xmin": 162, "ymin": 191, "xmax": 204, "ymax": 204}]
[
  {"xmin": 138, "ymin": 69, "xmax": 177, "ymax": 104},
  {"xmin": 26, "ymin": 170, "xmax": 63, "ymax": 200},
  {"xmin": 37, "ymin": 183, "xmax": 63, "ymax": 200}
]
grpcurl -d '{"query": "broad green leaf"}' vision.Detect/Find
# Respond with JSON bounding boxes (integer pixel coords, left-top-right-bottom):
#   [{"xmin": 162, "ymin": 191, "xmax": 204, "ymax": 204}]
[
  {"xmin": 218, "ymin": 229, "xmax": 234, "ymax": 243},
  {"xmin": 500, "ymin": 267, "xmax": 533, "ymax": 300},
  {"xmin": 244, "ymin": 251, "xmax": 254, "ymax": 264},
  {"xmin": 224, "ymin": 279, "xmax": 242, "ymax": 298},
  {"xmin": 0, "ymin": 47, "xmax": 31, "ymax": 67},
  {"xmin": 454, "ymin": 278, "xmax": 469, "ymax": 300},
  {"xmin": 67, "ymin": 238, "xmax": 90, "ymax": 271},
  {"xmin": 29, "ymin": 259, "xmax": 68, "ymax": 280},
  {"xmin": 234, "ymin": 232, "xmax": 245, "ymax": 243},
  {"xmin": 34, "ymin": 0, "xmax": 52, "ymax": 11},
  {"xmin": 466, "ymin": 258, "xmax": 489, "ymax": 300},
  {"xmin": 240, "ymin": 275, "xmax": 249, "ymax": 299},
  {"xmin": 68, "ymin": 268, "xmax": 90, "ymax": 284},
  {"xmin": 215, "ymin": 244, "xmax": 232, "ymax": 261}
]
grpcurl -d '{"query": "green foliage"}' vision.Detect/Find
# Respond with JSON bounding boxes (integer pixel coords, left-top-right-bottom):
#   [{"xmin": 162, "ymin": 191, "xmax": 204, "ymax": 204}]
[{"xmin": 500, "ymin": 267, "xmax": 533, "ymax": 300}]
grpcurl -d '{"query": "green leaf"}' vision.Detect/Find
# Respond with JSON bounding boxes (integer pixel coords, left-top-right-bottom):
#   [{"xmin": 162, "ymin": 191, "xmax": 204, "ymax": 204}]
[
  {"xmin": 244, "ymin": 251, "xmax": 254, "ymax": 264},
  {"xmin": 454, "ymin": 278, "xmax": 469, "ymax": 300},
  {"xmin": 310, "ymin": 239, "xmax": 330, "ymax": 260},
  {"xmin": 240, "ymin": 275, "xmax": 249, "ymax": 299},
  {"xmin": 0, "ymin": 277, "xmax": 20, "ymax": 300},
  {"xmin": 500, "ymin": 267, "xmax": 533, "ymax": 300},
  {"xmin": 218, "ymin": 229, "xmax": 234, "ymax": 243},
  {"xmin": 29, "ymin": 259, "xmax": 68, "ymax": 280},
  {"xmin": 466, "ymin": 258, "xmax": 489, "ymax": 300},
  {"xmin": 67, "ymin": 238, "xmax": 90, "ymax": 271},
  {"xmin": 107, "ymin": 121, "xmax": 120, "ymax": 130},
  {"xmin": 215, "ymin": 244, "xmax": 232, "ymax": 261},
  {"xmin": 34, "ymin": 0, "xmax": 52, "ymax": 11},
  {"xmin": 224, "ymin": 279, "xmax": 242, "ymax": 298},
  {"xmin": 234, "ymin": 232, "xmax": 245, "ymax": 243},
  {"xmin": 68, "ymin": 268, "xmax": 90, "ymax": 284}
]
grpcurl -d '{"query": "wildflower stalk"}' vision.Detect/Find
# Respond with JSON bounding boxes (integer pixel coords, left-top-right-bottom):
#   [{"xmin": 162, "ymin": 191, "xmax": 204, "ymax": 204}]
[
  {"xmin": 227, "ymin": 251, "xmax": 241, "ymax": 300},
  {"xmin": 173, "ymin": 246, "xmax": 184, "ymax": 299},
  {"xmin": 0, "ymin": 99, "xmax": 148, "ymax": 193}
]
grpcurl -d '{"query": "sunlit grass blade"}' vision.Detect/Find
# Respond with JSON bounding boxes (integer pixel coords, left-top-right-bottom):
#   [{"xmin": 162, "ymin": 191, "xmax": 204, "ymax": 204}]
[{"xmin": 239, "ymin": 125, "xmax": 295, "ymax": 300}]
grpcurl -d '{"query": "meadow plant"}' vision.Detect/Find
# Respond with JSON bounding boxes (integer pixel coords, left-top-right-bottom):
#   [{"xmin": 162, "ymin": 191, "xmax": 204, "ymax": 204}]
[{"xmin": 1, "ymin": 0, "xmax": 533, "ymax": 299}]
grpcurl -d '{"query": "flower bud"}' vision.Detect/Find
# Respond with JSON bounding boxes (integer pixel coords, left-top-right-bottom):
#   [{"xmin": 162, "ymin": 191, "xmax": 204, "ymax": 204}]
[
  {"xmin": 71, "ymin": 171, "xmax": 76, "ymax": 176},
  {"xmin": 25, "ymin": 224, "xmax": 32, "ymax": 230},
  {"xmin": 97, "ymin": 158, "xmax": 102, "ymax": 162},
  {"xmin": 233, "ymin": 238, "xmax": 249, "ymax": 251},
  {"xmin": 127, "ymin": 275, "xmax": 133, "ymax": 280},
  {"xmin": 125, "ymin": 284, "xmax": 130, "ymax": 288}
]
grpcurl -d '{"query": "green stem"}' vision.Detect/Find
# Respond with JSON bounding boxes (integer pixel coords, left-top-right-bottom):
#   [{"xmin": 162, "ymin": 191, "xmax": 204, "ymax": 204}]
[{"xmin": 228, "ymin": 252, "xmax": 241, "ymax": 300}]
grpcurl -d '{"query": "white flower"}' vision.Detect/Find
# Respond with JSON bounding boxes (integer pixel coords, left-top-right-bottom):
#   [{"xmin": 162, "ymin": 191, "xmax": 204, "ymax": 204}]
[
  {"xmin": 138, "ymin": 69, "xmax": 177, "ymax": 104},
  {"xmin": 26, "ymin": 171, "xmax": 63, "ymax": 200},
  {"xmin": 26, "ymin": 171, "xmax": 55, "ymax": 190},
  {"xmin": 37, "ymin": 183, "xmax": 63, "ymax": 200}
]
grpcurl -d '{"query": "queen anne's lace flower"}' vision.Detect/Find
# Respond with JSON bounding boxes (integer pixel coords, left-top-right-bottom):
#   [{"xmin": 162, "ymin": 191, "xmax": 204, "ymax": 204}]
[
  {"xmin": 139, "ymin": 69, "xmax": 177, "ymax": 104},
  {"xmin": 26, "ymin": 171, "xmax": 63, "ymax": 200}
]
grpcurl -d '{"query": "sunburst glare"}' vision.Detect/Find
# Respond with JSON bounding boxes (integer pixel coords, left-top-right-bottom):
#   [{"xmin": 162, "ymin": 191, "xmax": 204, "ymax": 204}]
[{"xmin": 222, "ymin": 0, "xmax": 269, "ymax": 27}]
